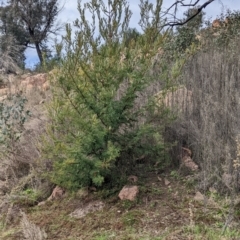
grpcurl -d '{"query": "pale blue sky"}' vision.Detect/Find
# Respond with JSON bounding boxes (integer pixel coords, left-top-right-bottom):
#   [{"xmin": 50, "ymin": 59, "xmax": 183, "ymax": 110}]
[{"xmin": 25, "ymin": 0, "xmax": 240, "ymax": 68}]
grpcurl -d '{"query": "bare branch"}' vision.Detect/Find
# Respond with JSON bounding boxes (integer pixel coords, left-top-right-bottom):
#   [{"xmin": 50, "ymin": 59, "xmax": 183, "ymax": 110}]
[{"xmin": 161, "ymin": 0, "xmax": 215, "ymax": 28}]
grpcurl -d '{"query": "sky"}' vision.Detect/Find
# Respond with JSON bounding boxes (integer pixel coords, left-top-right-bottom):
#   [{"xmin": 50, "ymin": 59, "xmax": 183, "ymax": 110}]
[{"xmin": 24, "ymin": 0, "xmax": 240, "ymax": 68}]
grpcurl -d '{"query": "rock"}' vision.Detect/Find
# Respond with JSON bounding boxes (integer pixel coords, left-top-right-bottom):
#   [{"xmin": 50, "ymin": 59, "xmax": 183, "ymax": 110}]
[
  {"xmin": 47, "ymin": 186, "xmax": 65, "ymax": 201},
  {"xmin": 118, "ymin": 185, "xmax": 139, "ymax": 201},
  {"xmin": 181, "ymin": 147, "xmax": 199, "ymax": 172},
  {"xmin": 37, "ymin": 201, "xmax": 46, "ymax": 206},
  {"xmin": 69, "ymin": 201, "xmax": 104, "ymax": 219},
  {"xmin": 20, "ymin": 73, "xmax": 49, "ymax": 93},
  {"xmin": 194, "ymin": 191, "xmax": 205, "ymax": 202},
  {"xmin": 209, "ymin": 187, "xmax": 217, "ymax": 193},
  {"xmin": 38, "ymin": 186, "xmax": 65, "ymax": 206},
  {"xmin": 212, "ymin": 19, "xmax": 221, "ymax": 28},
  {"xmin": 164, "ymin": 178, "xmax": 171, "ymax": 186},
  {"xmin": 194, "ymin": 191, "xmax": 219, "ymax": 207},
  {"xmin": 157, "ymin": 176, "xmax": 162, "ymax": 182},
  {"xmin": 208, "ymin": 197, "xmax": 219, "ymax": 208}
]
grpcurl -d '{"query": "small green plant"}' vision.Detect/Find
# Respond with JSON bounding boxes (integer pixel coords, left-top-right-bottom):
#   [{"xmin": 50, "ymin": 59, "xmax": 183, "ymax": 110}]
[
  {"xmin": 93, "ymin": 234, "xmax": 115, "ymax": 240},
  {"xmin": 182, "ymin": 224, "xmax": 240, "ymax": 239},
  {"xmin": 170, "ymin": 170, "xmax": 180, "ymax": 180},
  {"xmin": 183, "ymin": 176, "xmax": 197, "ymax": 189},
  {"xmin": 121, "ymin": 200, "xmax": 136, "ymax": 211},
  {"xmin": 22, "ymin": 188, "xmax": 40, "ymax": 201},
  {"xmin": 122, "ymin": 210, "xmax": 142, "ymax": 227},
  {"xmin": 10, "ymin": 188, "xmax": 41, "ymax": 206}
]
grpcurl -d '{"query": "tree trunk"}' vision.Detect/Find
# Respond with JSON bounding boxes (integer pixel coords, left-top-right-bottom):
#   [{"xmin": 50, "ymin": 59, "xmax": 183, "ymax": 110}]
[{"xmin": 35, "ymin": 42, "xmax": 43, "ymax": 64}]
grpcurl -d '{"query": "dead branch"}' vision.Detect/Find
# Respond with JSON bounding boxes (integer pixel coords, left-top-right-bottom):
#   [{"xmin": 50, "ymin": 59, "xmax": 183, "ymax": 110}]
[{"xmin": 161, "ymin": 0, "xmax": 215, "ymax": 28}]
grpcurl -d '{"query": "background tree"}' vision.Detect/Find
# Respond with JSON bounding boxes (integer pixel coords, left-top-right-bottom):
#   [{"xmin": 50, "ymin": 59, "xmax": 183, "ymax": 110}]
[
  {"xmin": 6, "ymin": 0, "xmax": 62, "ymax": 64},
  {"xmin": 0, "ymin": 34, "xmax": 24, "ymax": 74},
  {"xmin": 174, "ymin": 8, "xmax": 205, "ymax": 53},
  {"xmin": 0, "ymin": 5, "xmax": 27, "ymax": 70},
  {"xmin": 162, "ymin": 0, "xmax": 214, "ymax": 28}
]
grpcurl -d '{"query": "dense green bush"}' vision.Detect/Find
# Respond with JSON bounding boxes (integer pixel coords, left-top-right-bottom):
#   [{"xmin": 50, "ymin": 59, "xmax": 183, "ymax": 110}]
[{"xmin": 41, "ymin": 0, "xmax": 186, "ymax": 190}]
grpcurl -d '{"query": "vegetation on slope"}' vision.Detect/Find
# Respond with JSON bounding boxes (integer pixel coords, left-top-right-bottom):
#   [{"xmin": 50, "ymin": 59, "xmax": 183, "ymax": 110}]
[{"xmin": 1, "ymin": 1, "xmax": 240, "ymax": 239}]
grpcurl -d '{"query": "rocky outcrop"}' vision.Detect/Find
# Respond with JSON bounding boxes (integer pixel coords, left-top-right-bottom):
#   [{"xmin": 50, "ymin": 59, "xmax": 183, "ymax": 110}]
[
  {"xmin": 0, "ymin": 73, "xmax": 50, "ymax": 99},
  {"xmin": 47, "ymin": 186, "xmax": 65, "ymax": 201},
  {"xmin": 19, "ymin": 73, "xmax": 49, "ymax": 93}
]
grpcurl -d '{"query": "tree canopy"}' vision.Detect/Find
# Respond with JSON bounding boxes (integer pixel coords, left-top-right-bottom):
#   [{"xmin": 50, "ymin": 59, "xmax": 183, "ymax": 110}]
[{"xmin": 0, "ymin": 0, "xmax": 61, "ymax": 66}]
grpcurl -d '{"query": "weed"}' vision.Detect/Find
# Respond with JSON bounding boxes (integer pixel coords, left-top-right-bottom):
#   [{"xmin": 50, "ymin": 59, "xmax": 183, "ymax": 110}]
[
  {"xmin": 183, "ymin": 176, "xmax": 197, "ymax": 189},
  {"xmin": 150, "ymin": 187, "xmax": 162, "ymax": 195},
  {"xmin": 11, "ymin": 188, "xmax": 41, "ymax": 206},
  {"xmin": 122, "ymin": 210, "xmax": 143, "ymax": 227},
  {"xmin": 0, "ymin": 228, "xmax": 18, "ymax": 238},
  {"xmin": 167, "ymin": 186, "xmax": 173, "ymax": 193},
  {"xmin": 93, "ymin": 232, "xmax": 116, "ymax": 240},
  {"xmin": 120, "ymin": 200, "xmax": 136, "ymax": 211},
  {"xmin": 170, "ymin": 170, "xmax": 180, "ymax": 180},
  {"xmin": 181, "ymin": 224, "xmax": 240, "ymax": 240}
]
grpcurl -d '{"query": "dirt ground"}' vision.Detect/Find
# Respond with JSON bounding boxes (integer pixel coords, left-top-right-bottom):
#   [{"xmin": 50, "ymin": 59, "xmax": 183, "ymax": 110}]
[{"xmin": 1, "ymin": 170, "xmax": 240, "ymax": 240}]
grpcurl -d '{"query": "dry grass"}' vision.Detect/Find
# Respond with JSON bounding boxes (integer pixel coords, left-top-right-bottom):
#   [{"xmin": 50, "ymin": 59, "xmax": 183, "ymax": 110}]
[
  {"xmin": 163, "ymin": 28, "xmax": 240, "ymax": 193},
  {"xmin": 20, "ymin": 211, "xmax": 47, "ymax": 240},
  {"xmin": 0, "ymin": 72, "xmax": 53, "ymax": 235},
  {"xmin": 0, "ymin": 35, "xmax": 22, "ymax": 75},
  {"xmin": 1, "ymin": 171, "xmax": 240, "ymax": 240}
]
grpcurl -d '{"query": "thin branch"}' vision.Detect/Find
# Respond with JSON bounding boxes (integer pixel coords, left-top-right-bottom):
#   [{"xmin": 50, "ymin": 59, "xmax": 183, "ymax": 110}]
[
  {"xmin": 161, "ymin": 0, "xmax": 200, "ymax": 18},
  {"xmin": 161, "ymin": 0, "xmax": 215, "ymax": 28}
]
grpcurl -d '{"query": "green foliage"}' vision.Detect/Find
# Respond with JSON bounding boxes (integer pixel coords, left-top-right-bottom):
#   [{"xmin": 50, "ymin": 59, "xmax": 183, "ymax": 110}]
[
  {"xmin": 0, "ymin": 34, "xmax": 25, "ymax": 73},
  {"xmin": 0, "ymin": 93, "xmax": 30, "ymax": 154},
  {"xmin": 172, "ymin": 8, "xmax": 205, "ymax": 54},
  {"xmin": 33, "ymin": 54, "xmax": 61, "ymax": 73},
  {"xmin": 209, "ymin": 10, "xmax": 240, "ymax": 47},
  {"xmin": 3, "ymin": 0, "xmax": 61, "ymax": 64},
  {"xmin": 122, "ymin": 210, "xmax": 143, "ymax": 227},
  {"xmin": 11, "ymin": 188, "xmax": 41, "ymax": 206},
  {"xmin": 0, "ymin": 5, "xmax": 26, "ymax": 69},
  {"xmin": 41, "ymin": 0, "xmax": 186, "ymax": 190}
]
